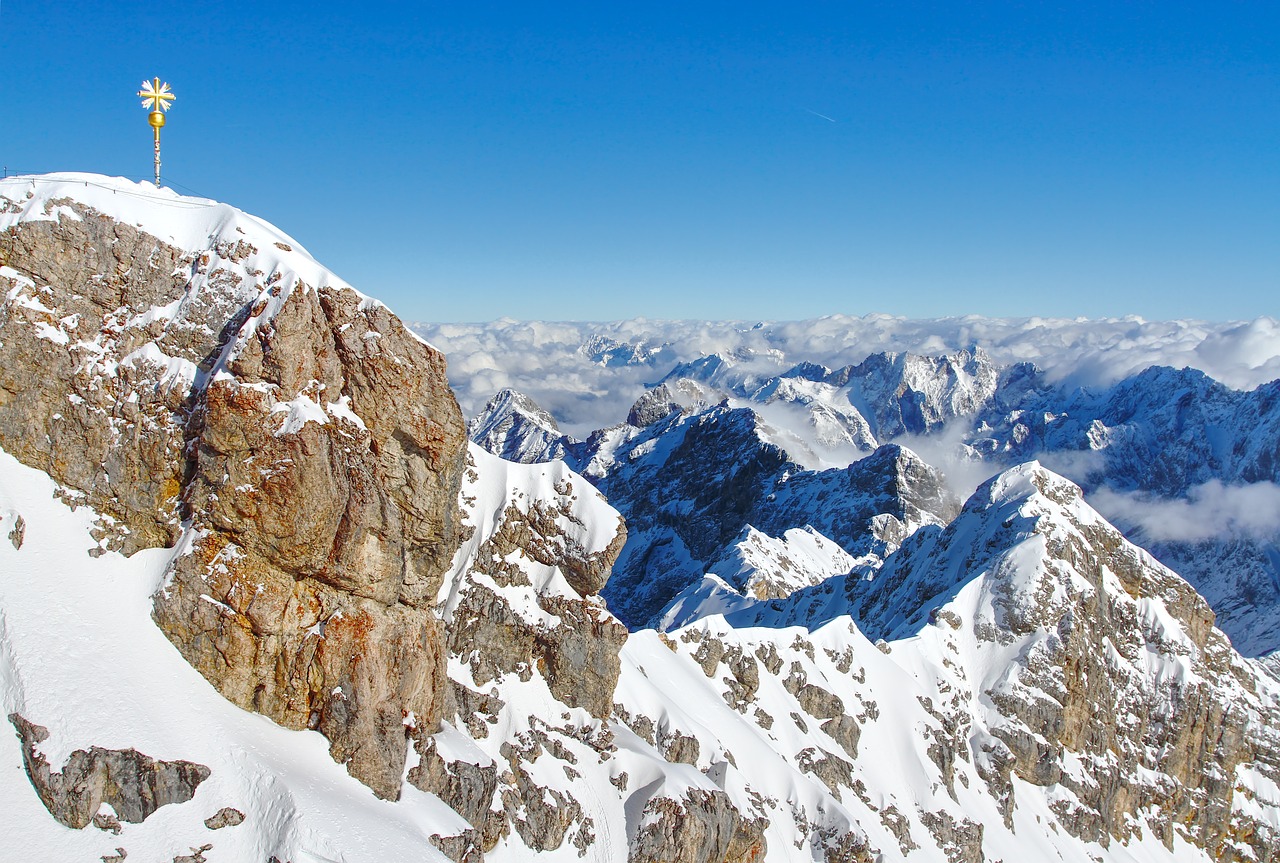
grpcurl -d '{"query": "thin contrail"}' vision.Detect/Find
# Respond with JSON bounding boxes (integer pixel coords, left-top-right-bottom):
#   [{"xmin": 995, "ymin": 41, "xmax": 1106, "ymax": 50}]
[{"xmin": 803, "ymin": 108, "xmax": 836, "ymax": 123}]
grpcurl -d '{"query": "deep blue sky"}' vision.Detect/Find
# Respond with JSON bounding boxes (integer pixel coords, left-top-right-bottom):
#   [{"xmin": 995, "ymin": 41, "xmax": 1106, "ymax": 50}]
[{"xmin": 4, "ymin": 2, "xmax": 1277, "ymax": 322}]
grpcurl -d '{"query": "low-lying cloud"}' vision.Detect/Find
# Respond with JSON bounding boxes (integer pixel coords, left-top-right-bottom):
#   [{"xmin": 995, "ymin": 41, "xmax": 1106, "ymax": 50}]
[
  {"xmin": 413, "ymin": 314, "xmax": 1280, "ymax": 436},
  {"xmin": 1089, "ymin": 480, "xmax": 1280, "ymax": 543}
]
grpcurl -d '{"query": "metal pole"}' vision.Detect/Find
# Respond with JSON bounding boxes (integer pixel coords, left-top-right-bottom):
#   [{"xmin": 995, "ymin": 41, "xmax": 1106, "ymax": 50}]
[{"xmin": 138, "ymin": 78, "xmax": 174, "ymax": 188}]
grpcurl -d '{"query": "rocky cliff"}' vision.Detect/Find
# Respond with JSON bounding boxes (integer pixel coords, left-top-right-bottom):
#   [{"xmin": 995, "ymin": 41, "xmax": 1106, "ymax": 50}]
[{"xmin": 0, "ymin": 177, "xmax": 463, "ymax": 798}]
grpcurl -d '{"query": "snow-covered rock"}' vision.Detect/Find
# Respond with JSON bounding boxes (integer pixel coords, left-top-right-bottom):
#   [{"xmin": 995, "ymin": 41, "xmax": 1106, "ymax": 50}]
[
  {"xmin": 467, "ymin": 388, "xmax": 577, "ymax": 465},
  {"xmin": 468, "ymin": 343, "xmax": 1280, "ymax": 654}
]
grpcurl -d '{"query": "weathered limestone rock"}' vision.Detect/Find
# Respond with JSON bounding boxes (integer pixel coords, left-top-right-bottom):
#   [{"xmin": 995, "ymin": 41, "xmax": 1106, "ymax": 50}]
[
  {"xmin": 173, "ymin": 845, "xmax": 213, "ymax": 863},
  {"xmin": 429, "ymin": 829, "xmax": 485, "ymax": 863},
  {"xmin": 203, "ymin": 807, "xmax": 244, "ymax": 829},
  {"xmin": 0, "ymin": 209, "xmax": 205, "ymax": 553},
  {"xmin": 93, "ymin": 810, "xmax": 123, "ymax": 833},
  {"xmin": 795, "ymin": 747, "xmax": 855, "ymax": 801},
  {"xmin": 857, "ymin": 465, "xmax": 1280, "ymax": 860},
  {"xmin": 976, "ymin": 471, "xmax": 1280, "ymax": 855},
  {"xmin": 659, "ymin": 731, "xmax": 701, "ymax": 766},
  {"xmin": 408, "ymin": 736, "xmax": 500, "ymax": 847},
  {"xmin": 629, "ymin": 790, "xmax": 765, "ymax": 863},
  {"xmin": 821, "ymin": 832, "xmax": 877, "ymax": 863},
  {"xmin": 10, "ymin": 713, "xmax": 209, "ymax": 829},
  {"xmin": 0, "ymin": 200, "xmax": 469, "ymax": 799},
  {"xmin": 918, "ymin": 810, "xmax": 983, "ymax": 863},
  {"xmin": 447, "ymin": 483, "xmax": 628, "ymax": 722},
  {"xmin": 626, "ymin": 384, "xmax": 681, "ymax": 428},
  {"xmin": 8, "ymin": 513, "xmax": 25, "ymax": 549}
]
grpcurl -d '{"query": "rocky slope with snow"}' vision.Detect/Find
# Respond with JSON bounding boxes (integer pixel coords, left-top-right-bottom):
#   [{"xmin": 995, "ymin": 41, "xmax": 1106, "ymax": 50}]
[
  {"xmin": 536, "ymin": 396, "xmax": 960, "ymax": 629},
  {"xmin": 467, "ymin": 338, "xmax": 1280, "ymax": 657},
  {"xmin": 4, "ymin": 173, "xmax": 1280, "ymax": 863},
  {"xmin": 692, "ymin": 464, "xmax": 1280, "ymax": 860}
]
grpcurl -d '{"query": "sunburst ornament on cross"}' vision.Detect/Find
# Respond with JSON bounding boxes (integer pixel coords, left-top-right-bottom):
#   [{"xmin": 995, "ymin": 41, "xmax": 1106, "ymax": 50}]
[{"xmin": 137, "ymin": 78, "xmax": 175, "ymax": 187}]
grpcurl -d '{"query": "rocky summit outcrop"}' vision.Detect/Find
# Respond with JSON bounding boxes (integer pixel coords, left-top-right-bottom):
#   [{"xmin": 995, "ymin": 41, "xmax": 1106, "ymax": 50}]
[{"xmin": 0, "ymin": 183, "xmax": 466, "ymax": 798}]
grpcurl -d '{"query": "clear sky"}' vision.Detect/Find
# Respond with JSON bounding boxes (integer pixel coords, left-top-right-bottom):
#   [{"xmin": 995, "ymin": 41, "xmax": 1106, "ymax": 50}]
[{"xmin": 3, "ymin": 2, "xmax": 1277, "ymax": 322}]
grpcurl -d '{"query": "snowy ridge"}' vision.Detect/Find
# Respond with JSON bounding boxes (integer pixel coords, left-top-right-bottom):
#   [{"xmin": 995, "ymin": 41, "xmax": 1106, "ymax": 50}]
[
  {"xmin": 468, "ymin": 344, "xmax": 1280, "ymax": 655},
  {"xmin": 658, "ymin": 463, "xmax": 1280, "ymax": 857},
  {"xmin": 1, "ymin": 173, "xmax": 360, "ymax": 300},
  {"xmin": 466, "ymin": 389, "xmax": 577, "ymax": 466},
  {"xmin": 6, "ymin": 171, "xmax": 1280, "ymax": 862}
]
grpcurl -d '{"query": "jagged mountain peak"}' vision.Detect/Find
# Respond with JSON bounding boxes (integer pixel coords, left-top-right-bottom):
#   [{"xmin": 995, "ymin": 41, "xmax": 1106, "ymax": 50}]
[
  {"xmin": 577, "ymin": 332, "xmax": 670, "ymax": 367},
  {"xmin": 777, "ymin": 360, "xmax": 831, "ymax": 382},
  {"xmin": 466, "ymin": 387, "xmax": 581, "ymax": 465},
  {"xmin": 473, "ymin": 387, "xmax": 561, "ymax": 433},
  {"xmin": 849, "ymin": 460, "xmax": 1219, "ymax": 643}
]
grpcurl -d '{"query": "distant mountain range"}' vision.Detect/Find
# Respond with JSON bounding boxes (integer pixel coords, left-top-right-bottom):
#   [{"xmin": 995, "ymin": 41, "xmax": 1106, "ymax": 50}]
[{"xmin": 466, "ymin": 340, "xmax": 1280, "ymax": 657}]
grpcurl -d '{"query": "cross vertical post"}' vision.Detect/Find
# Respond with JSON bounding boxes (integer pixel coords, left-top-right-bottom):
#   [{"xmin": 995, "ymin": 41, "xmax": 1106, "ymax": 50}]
[{"xmin": 137, "ymin": 78, "xmax": 175, "ymax": 187}]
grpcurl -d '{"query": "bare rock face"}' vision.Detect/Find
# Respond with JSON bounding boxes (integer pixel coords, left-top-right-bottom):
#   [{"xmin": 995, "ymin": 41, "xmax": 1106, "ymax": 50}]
[
  {"xmin": 10, "ymin": 713, "xmax": 209, "ymax": 829},
  {"xmin": 203, "ymin": 807, "xmax": 245, "ymax": 829},
  {"xmin": 626, "ymin": 383, "xmax": 682, "ymax": 428},
  {"xmin": 629, "ymin": 790, "xmax": 765, "ymax": 863},
  {"xmin": 0, "ymin": 206, "xmax": 204, "ymax": 552},
  {"xmin": 0, "ymin": 198, "xmax": 467, "ymax": 798}
]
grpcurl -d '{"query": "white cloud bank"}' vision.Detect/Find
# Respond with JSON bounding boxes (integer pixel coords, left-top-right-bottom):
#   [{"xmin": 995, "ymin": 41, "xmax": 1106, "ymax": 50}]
[
  {"xmin": 414, "ymin": 315, "xmax": 1280, "ymax": 436},
  {"xmin": 1090, "ymin": 480, "xmax": 1280, "ymax": 543}
]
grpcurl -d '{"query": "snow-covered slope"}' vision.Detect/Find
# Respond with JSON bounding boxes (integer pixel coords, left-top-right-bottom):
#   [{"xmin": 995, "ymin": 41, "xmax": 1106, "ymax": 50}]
[
  {"xmin": 682, "ymin": 463, "xmax": 1280, "ymax": 859},
  {"xmin": 6, "ymin": 173, "xmax": 1280, "ymax": 863},
  {"xmin": 580, "ymin": 405, "xmax": 958, "ymax": 628},
  {"xmin": 0, "ymin": 449, "xmax": 465, "ymax": 863}
]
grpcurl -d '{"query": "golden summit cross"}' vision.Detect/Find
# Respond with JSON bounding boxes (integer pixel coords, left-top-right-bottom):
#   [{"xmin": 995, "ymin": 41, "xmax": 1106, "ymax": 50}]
[{"xmin": 137, "ymin": 78, "xmax": 175, "ymax": 187}]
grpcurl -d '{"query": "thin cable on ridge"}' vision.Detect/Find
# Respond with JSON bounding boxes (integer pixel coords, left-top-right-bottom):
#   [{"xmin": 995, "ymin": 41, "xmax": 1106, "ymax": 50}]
[{"xmin": 0, "ymin": 175, "xmax": 219, "ymax": 209}]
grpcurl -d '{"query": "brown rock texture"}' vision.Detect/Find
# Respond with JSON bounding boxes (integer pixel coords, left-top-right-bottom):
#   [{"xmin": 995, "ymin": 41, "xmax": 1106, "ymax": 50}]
[
  {"xmin": 414, "ymin": 448, "xmax": 630, "ymax": 852},
  {"xmin": 441, "ymin": 452, "xmax": 628, "ymax": 724},
  {"xmin": 10, "ymin": 713, "xmax": 210, "ymax": 829},
  {"xmin": 629, "ymin": 790, "xmax": 766, "ymax": 863},
  {"xmin": 0, "ymin": 198, "xmax": 467, "ymax": 798}
]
